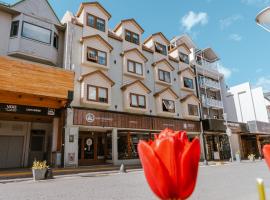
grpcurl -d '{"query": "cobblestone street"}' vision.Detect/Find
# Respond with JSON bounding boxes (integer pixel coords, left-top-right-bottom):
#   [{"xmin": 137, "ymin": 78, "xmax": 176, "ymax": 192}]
[{"xmin": 1, "ymin": 161, "xmax": 270, "ymax": 200}]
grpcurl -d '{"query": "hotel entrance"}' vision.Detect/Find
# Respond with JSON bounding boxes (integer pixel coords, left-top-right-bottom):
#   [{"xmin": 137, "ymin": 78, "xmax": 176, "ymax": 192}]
[{"xmin": 78, "ymin": 132, "xmax": 108, "ymax": 166}]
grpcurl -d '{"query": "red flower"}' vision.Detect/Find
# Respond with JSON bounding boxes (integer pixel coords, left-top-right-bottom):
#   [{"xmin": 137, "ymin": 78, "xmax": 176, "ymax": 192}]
[
  {"xmin": 138, "ymin": 128, "xmax": 200, "ymax": 200},
  {"xmin": 263, "ymin": 145, "xmax": 270, "ymax": 169}
]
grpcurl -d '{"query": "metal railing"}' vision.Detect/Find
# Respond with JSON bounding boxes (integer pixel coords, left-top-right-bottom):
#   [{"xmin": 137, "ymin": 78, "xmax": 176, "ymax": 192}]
[
  {"xmin": 199, "ymin": 77, "xmax": 220, "ymax": 90},
  {"xmin": 202, "ymin": 95, "xmax": 223, "ymax": 108}
]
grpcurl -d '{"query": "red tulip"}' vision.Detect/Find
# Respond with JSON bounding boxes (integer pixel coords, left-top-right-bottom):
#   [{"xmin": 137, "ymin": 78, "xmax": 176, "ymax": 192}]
[
  {"xmin": 263, "ymin": 145, "xmax": 270, "ymax": 169},
  {"xmin": 138, "ymin": 128, "xmax": 200, "ymax": 200}
]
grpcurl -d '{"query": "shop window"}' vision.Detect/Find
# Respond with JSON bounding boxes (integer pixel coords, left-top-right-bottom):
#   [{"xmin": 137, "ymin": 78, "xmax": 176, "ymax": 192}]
[
  {"xmin": 183, "ymin": 77, "xmax": 194, "ymax": 89},
  {"xmin": 130, "ymin": 93, "xmax": 146, "ymax": 108},
  {"xmin": 158, "ymin": 69, "xmax": 171, "ymax": 83},
  {"xmin": 179, "ymin": 52, "xmax": 189, "ymax": 64},
  {"xmin": 118, "ymin": 132, "xmax": 151, "ymax": 159},
  {"xmin": 10, "ymin": 21, "xmax": 19, "ymax": 37},
  {"xmin": 125, "ymin": 29, "xmax": 139, "ymax": 45},
  {"xmin": 127, "ymin": 60, "xmax": 143, "ymax": 75},
  {"xmin": 87, "ymin": 13, "xmax": 105, "ymax": 32},
  {"xmin": 87, "ymin": 85, "xmax": 108, "ymax": 103},
  {"xmin": 188, "ymin": 104, "xmax": 199, "ymax": 116},
  {"xmin": 87, "ymin": 47, "xmax": 107, "ymax": 66},
  {"xmin": 155, "ymin": 42, "xmax": 167, "ymax": 55},
  {"xmin": 162, "ymin": 99, "xmax": 175, "ymax": 113}
]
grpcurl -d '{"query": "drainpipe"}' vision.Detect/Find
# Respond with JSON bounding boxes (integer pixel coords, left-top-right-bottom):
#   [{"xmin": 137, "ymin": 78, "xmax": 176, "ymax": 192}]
[{"xmin": 194, "ymin": 64, "xmax": 208, "ymax": 165}]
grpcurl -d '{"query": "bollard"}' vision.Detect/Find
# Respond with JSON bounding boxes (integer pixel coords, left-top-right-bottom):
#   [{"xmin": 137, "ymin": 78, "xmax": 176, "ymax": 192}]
[
  {"xmin": 119, "ymin": 163, "xmax": 126, "ymax": 173},
  {"xmin": 257, "ymin": 178, "xmax": 266, "ymax": 200}
]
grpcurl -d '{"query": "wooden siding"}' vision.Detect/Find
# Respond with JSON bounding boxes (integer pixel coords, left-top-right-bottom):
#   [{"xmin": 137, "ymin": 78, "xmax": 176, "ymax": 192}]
[{"xmin": 0, "ymin": 56, "xmax": 74, "ymax": 100}]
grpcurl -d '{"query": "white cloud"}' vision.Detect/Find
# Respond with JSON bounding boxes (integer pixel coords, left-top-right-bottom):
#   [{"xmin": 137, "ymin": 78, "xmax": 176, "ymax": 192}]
[
  {"xmin": 255, "ymin": 76, "xmax": 270, "ymax": 91},
  {"xmin": 241, "ymin": 0, "xmax": 270, "ymax": 6},
  {"xmin": 181, "ymin": 11, "xmax": 208, "ymax": 31},
  {"xmin": 229, "ymin": 34, "xmax": 242, "ymax": 41},
  {"xmin": 217, "ymin": 63, "xmax": 232, "ymax": 79},
  {"xmin": 220, "ymin": 15, "xmax": 242, "ymax": 30}
]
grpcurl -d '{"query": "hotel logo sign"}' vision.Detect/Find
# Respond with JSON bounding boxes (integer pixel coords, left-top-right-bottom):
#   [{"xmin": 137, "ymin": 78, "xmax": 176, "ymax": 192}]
[{"xmin": 86, "ymin": 113, "xmax": 95, "ymax": 123}]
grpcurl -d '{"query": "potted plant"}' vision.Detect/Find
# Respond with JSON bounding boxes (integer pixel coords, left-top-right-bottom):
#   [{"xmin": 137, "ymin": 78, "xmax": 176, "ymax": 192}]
[
  {"xmin": 248, "ymin": 153, "xmax": 256, "ymax": 162},
  {"xmin": 32, "ymin": 160, "xmax": 48, "ymax": 181},
  {"xmin": 235, "ymin": 151, "xmax": 241, "ymax": 162}
]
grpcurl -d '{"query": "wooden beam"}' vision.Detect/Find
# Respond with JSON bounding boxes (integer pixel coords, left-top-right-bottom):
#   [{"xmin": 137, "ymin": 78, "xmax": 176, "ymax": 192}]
[{"xmin": 0, "ymin": 112, "xmax": 53, "ymax": 123}]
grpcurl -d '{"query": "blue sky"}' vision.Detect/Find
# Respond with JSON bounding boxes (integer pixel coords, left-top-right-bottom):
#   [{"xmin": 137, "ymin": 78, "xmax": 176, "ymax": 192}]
[{"xmin": 6, "ymin": 0, "xmax": 270, "ymax": 91}]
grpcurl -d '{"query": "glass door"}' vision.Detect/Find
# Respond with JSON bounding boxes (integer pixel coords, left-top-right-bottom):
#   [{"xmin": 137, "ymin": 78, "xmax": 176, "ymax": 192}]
[{"xmin": 84, "ymin": 136, "xmax": 95, "ymax": 160}]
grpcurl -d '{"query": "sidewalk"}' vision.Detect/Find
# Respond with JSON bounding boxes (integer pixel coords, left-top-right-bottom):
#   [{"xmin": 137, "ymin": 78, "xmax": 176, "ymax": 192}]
[{"xmin": 0, "ymin": 164, "xmax": 142, "ymax": 181}]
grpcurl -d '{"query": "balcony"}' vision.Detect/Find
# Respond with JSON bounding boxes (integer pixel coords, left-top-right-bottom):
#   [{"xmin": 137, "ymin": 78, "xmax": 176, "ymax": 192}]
[
  {"xmin": 199, "ymin": 77, "xmax": 220, "ymax": 91},
  {"xmin": 202, "ymin": 95, "xmax": 223, "ymax": 109}
]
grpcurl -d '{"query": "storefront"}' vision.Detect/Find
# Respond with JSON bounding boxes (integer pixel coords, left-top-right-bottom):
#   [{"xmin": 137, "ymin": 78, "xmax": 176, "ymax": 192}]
[
  {"xmin": 65, "ymin": 108, "xmax": 201, "ymax": 167},
  {"xmin": 202, "ymin": 119, "xmax": 248, "ymax": 161},
  {"xmin": 0, "ymin": 57, "xmax": 74, "ymax": 168}
]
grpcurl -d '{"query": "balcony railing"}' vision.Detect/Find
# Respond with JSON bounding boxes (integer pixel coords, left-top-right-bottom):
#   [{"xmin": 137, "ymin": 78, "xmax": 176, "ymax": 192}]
[
  {"xmin": 199, "ymin": 78, "xmax": 220, "ymax": 90},
  {"xmin": 202, "ymin": 95, "xmax": 223, "ymax": 109}
]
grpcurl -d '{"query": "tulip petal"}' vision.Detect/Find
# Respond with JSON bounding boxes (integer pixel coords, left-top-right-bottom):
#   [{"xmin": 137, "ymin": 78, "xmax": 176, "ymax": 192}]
[
  {"xmin": 263, "ymin": 145, "xmax": 270, "ymax": 169},
  {"xmin": 138, "ymin": 141, "xmax": 171, "ymax": 199},
  {"xmin": 178, "ymin": 138, "xmax": 200, "ymax": 199},
  {"xmin": 152, "ymin": 137, "xmax": 179, "ymax": 197}
]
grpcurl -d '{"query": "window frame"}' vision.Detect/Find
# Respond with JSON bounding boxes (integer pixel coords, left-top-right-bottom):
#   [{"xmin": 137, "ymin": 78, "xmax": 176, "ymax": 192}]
[
  {"xmin": 155, "ymin": 42, "xmax": 167, "ymax": 55},
  {"xmin": 179, "ymin": 52, "xmax": 190, "ymax": 64},
  {"xmin": 127, "ymin": 59, "xmax": 143, "ymax": 75},
  {"xmin": 87, "ymin": 47, "xmax": 107, "ymax": 66},
  {"xmin": 86, "ymin": 84, "xmax": 108, "ymax": 103},
  {"xmin": 130, "ymin": 93, "xmax": 146, "ymax": 109},
  {"xmin": 158, "ymin": 69, "xmax": 171, "ymax": 83},
  {"xmin": 125, "ymin": 29, "xmax": 140, "ymax": 45},
  {"xmin": 10, "ymin": 20, "xmax": 19, "ymax": 37},
  {"xmin": 21, "ymin": 21, "xmax": 52, "ymax": 44},
  {"xmin": 86, "ymin": 13, "xmax": 106, "ymax": 32},
  {"xmin": 183, "ymin": 77, "xmax": 194, "ymax": 89},
  {"xmin": 162, "ymin": 99, "xmax": 175, "ymax": 113},
  {"xmin": 188, "ymin": 104, "xmax": 199, "ymax": 116}
]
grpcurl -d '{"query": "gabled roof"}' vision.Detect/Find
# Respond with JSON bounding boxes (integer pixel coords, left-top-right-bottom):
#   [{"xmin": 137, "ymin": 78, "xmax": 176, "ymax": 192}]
[
  {"xmin": 108, "ymin": 30, "xmax": 123, "ymax": 41},
  {"xmin": 154, "ymin": 87, "xmax": 179, "ymax": 99},
  {"xmin": 168, "ymin": 56, "xmax": 179, "ymax": 63},
  {"xmin": 170, "ymin": 34, "xmax": 197, "ymax": 49},
  {"xmin": 143, "ymin": 32, "xmax": 170, "ymax": 45},
  {"xmin": 142, "ymin": 45, "xmax": 154, "ymax": 53},
  {"xmin": 12, "ymin": 0, "xmax": 61, "ymax": 25},
  {"xmin": 113, "ymin": 18, "xmax": 144, "ymax": 33},
  {"xmin": 177, "ymin": 67, "xmax": 195, "ymax": 76},
  {"xmin": 120, "ymin": 48, "xmax": 148, "ymax": 62},
  {"xmin": 180, "ymin": 94, "xmax": 200, "ymax": 103},
  {"xmin": 76, "ymin": 1, "xmax": 111, "ymax": 19},
  {"xmin": 169, "ymin": 43, "xmax": 191, "ymax": 54},
  {"xmin": 152, "ymin": 58, "xmax": 175, "ymax": 71},
  {"xmin": 121, "ymin": 80, "xmax": 151, "ymax": 94},
  {"xmin": 80, "ymin": 34, "xmax": 113, "ymax": 52},
  {"xmin": 79, "ymin": 70, "xmax": 115, "ymax": 86}
]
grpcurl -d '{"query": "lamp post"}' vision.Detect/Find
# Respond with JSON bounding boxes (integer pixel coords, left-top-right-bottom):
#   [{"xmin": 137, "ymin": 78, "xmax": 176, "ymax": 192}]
[{"xmin": 223, "ymin": 113, "xmax": 234, "ymax": 162}]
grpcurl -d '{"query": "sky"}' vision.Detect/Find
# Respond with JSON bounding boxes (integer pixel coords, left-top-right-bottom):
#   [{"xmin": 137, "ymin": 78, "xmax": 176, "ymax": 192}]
[{"xmin": 5, "ymin": 0, "xmax": 270, "ymax": 91}]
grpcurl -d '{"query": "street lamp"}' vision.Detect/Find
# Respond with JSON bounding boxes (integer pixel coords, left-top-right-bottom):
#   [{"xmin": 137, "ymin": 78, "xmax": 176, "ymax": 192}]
[
  {"xmin": 256, "ymin": 7, "xmax": 270, "ymax": 32},
  {"xmin": 223, "ymin": 113, "xmax": 234, "ymax": 162}
]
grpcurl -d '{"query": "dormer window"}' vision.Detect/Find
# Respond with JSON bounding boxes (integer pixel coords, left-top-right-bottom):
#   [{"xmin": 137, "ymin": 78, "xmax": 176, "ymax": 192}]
[
  {"xmin": 183, "ymin": 77, "xmax": 194, "ymax": 89},
  {"xmin": 179, "ymin": 52, "xmax": 189, "ymax": 64},
  {"xmin": 127, "ymin": 60, "xmax": 143, "ymax": 75},
  {"xmin": 87, "ymin": 13, "xmax": 105, "ymax": 32},
  {"xmin": 87, "ymin": 47, "xmax": 107, "ymax": 65},
  {"xmin": 188, "ymin": 104, "xmax": 199, "ymax": 116},
  {"xmin": 162, "ymin": 99, "xmax": 175, "ymax": 113},
  {"xmin": 158, "ymin": 69, "xmax": 171, "ymax": 83},
  {"xmin": 87, "ymin": 85, "xmax": 108, "ymax": 103},
  {"xmin": 125, "ymin": 30, "xmax": 139, "ymax": 45},
  {"xmin": 155, "ymin": 42, "xmax": 167, "ymax": 55},
  {"xmin": 130, "ymin": 93, "xmax": 146, "ymax": 108}
]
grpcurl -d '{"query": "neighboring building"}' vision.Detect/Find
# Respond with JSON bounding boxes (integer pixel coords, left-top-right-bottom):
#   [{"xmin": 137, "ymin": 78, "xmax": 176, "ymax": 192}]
[
  {"xmin": 225, "ymin": 82, "xmax": 270, "ymax": 159},
  {"xmin": 62, "ymin": 2, "xmax": 203, "ymax": 167},
  {"xmin": 264, "ymin": 92, "xmax": 270, "ymax": 122},
  {"xmin": 0, "ymin": 0, "xmax": 74, "ymax": 168}
]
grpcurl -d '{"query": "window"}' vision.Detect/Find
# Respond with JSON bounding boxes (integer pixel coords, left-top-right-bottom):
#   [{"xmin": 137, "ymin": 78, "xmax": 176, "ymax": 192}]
[
  {"xmin": 162, "ymin": 99, "xmax": 175, "ymax": 113},
  {"xmin": 158, "ymin": 69, "xmax": 171, "ymax": 83},
  {"xmin": 53, "ymin": 33, "xmax": 59, "ymax": 49},
  {"xmin": 87, "ymin": 47, "xmax": 107, "ymax": 66},
  {"xmin": 21, "ymin": 21, "xmax": 51, "ymax": 44},
  {"xmin": 130, "ymin": 93, "xmax": 146, "ymax": 108},
  {"xmin": 155, "ymin": 42, "xmax": 167, "ymax": 55},
  {"xmin": 183, "ymin": 77, "xmax": 194, "ymax": 89},
  {"xmin": 87, "ymin": 85, "xmax": 108, "ymax": 103},
  {"xmin": 10, "ymin": 21, "xmax": 19, "ymax": 37},
  {"xmin": 188, "ymin": 104, "xmax": 199, "ymax": 116},
  {"xmin": 125, "ymin": 30, "xmax": 139, "ymax": 45},
  {"xmin": 127, "ymin": 60, "xmax": 143, "ymax": 75},
  {"xmin": 87, "ymin": 13, "xmax": 105, "ymax": 32},
  {"xmin": 179, "ymin": 52, "xmax": 189, "ymax": 64}
]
